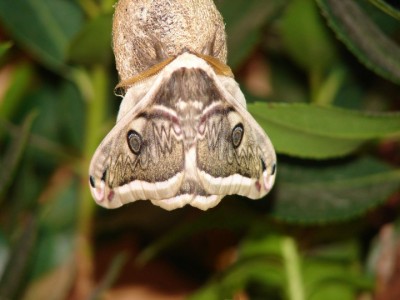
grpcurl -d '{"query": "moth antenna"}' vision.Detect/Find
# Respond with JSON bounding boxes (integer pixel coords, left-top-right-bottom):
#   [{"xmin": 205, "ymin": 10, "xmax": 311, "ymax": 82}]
[
  {"xmin": 202, "ymin": 28, "xmax": 218, "ymax": 57},
  {"xmin": 154, "ymin": 40, "xmax": 169, "ymax": 62},
  {"xmin": 144, "ymin": 30, "xmax": 170, "ymax": 63},
  {"xmin": 211, "ymin": 32, "xmax": 226, "ymax": 60}
]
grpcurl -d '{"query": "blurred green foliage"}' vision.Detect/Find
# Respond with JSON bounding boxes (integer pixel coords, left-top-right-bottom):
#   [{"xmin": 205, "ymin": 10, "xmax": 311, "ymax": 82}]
[{"xmin": 0, "ymin": 0, "xmax": 399, "ymax": 299}]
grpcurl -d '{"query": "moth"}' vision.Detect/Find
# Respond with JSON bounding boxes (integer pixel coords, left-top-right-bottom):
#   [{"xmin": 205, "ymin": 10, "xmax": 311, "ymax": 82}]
[{"xmin": 89, "ymin": 51, "xmax": 276, "ymax": 210}]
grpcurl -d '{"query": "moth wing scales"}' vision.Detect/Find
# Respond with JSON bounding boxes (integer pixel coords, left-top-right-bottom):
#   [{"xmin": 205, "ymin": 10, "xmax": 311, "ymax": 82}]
[{"xmin": 195, "ymin": 58, "xmax": 276, "ymax": 200}]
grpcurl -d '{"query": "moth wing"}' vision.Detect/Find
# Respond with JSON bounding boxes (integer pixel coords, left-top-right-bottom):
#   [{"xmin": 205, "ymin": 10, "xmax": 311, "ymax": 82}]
[
  {"xmin": 195, "ymin": 76, "xmax": 276, "ymax": 207},
  {"xmin": 89, "ymin": 77, "xmax": 185, "ymax": 209}
]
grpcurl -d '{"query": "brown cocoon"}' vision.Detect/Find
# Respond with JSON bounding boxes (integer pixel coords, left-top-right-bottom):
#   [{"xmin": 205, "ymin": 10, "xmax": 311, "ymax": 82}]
[{"xmin": 112, "ymin": 0, "xmax": 227, "ymax": 81}]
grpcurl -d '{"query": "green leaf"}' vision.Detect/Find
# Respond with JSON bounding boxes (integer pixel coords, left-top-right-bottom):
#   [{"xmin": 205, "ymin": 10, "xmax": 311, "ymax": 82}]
[
  {"xmin": 0, "ymin": 63, "xmax": 33, "ymax": 120},
  {"xmin": 27, "ymin": 177, "xmax": 78, "ymax": 284},
  {"xmin": 189, "ymin": 258, "xmax": 285, "ymax": 300},
  {"xmin": 88, "ymin": 253, "xmax": 128, "ymax": 300},
  {"xmin": 0, "ymin": 216, "xmax": 38, "ymax": 300},
  {"xmin": 0, "ymin": 42, "xmax": 12, "ymax": 59},
  {"xmin": 304, "ymin": 241, "xmax": 373, "ymax": 299},
  {"xmin": 58, "ymin": 82, "xmax": 85, "ymax": 151},
  {"xmin": 240, "ymin": 235, "xmax": 304, "ymax": 300},
  {"xmin": 271, "ymin": 157, "xmax": 400, "ymax": 223},
  {"xmin": 368, "ymin": 0, "xmax": 400, "ymax": 21},
  {"xmin": 316, "ymin": 0, "xmax": 400, "ymax": 85},
  {"xmin": 68, "ymin": 13, "xmax": 113, "ymax": 65},
  {"xmin": 0, "ymin": 231, "xmax": 8, "ymax": 275},
  {"xmin": 0, "ymin": 112, "xmax": 37, "ymax": 203},
  {"xmin": 39, "ymin": 178, "xmax": 79, "ymax": 233},
  {"xmin": 280, "ymin": 0, "xmax": 337, "ymax": 71},
  {"xmin": 190, "ymin": 235, "xmax": 303, "ymax": 300},
  {"xmin": 29, "ymin": 231, "xmax": 75, "ymax": 280},
  {"xmin": 217, "ymin": 0, "xmax": 287, "ymax": 68},
  {"xmin": 20, "ymin": 81, "xmax": 85, "ymax": 151},
  {"xmin": 248, "ymin": 102, "xmax": 400, "ymax": 158},
  {"xmin": 0, "ymin": 0, "xmax": 84, "ymax": 71}
]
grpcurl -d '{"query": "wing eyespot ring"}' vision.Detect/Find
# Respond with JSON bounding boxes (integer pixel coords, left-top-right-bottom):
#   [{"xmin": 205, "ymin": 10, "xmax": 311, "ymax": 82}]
[
  {"xmin": 127, "ymin": 130, "xmax": 142, "ymax": 155},
  {"xmin": 231, "ymin": 123, "xmax": 244, "ymax": 148},
  {"xmin": 271, "ymin": 163, "xmax": 277, "ymax": 175}
]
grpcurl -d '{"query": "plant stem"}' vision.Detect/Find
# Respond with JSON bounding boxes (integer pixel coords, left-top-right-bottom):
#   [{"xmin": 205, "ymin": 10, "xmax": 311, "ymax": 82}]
[
  {"xmin": 72, "ymin": 64, "xmax": 108, "ymax": 298},
  {"xmin": 282, "ymin": 237, "xmax": 304, "ymax": 300},
  {"xmin": 101, "ymin": 0, "xmax": 117, "ymax": 13},
  {"xmin": 314, "ymin": 66, "xmax": 346, "ymax": 106},
  {"xmin": 78, "ymin": 0, "xmax": 100, "ymax": 18},
  {"xmin": 80, "ymin": 64, "xmax": 108, "ymax": 237}
]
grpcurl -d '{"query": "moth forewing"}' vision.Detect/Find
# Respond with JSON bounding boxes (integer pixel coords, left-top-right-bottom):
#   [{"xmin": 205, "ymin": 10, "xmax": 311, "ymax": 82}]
[
  {"xmin": 216, "ymin": 75, "xmax": 247, "ymax": 108},
  {"xmin": 88, "ymin": 61, "xmax": 187, "ymax": 208},
  {"xmin": 116, "ymin": 75, "xmax": 159, "ymax": 121}
]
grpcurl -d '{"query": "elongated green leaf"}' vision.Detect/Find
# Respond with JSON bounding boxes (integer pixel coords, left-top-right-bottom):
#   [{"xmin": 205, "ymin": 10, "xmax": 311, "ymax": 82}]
[
  {"xmin": 368, "ymin": 0, "xmax": 400, "ymax": 21},
  {"xmin": 0, "ymin": 112, "xmax": 37, "ymax": 203},
  {"xmin": 68, "ymin": 13, "xmax": 113, "ymax": 66},
  {"xmin": 305, "ymin": 262, "xmax": 372, "ymax": 299},
  {"xmin": 88, "ymin": 253, "xmax": 128, "ymax": 300},
  {"xmin": 0, "ymin": 63, "xmax": 33, "ymax": 119},
  {"xmin": 280, "ymin": 0, "xmax": 337, "ymax": 71},
  {"xmin": 0, "ymin": 0, "xmax": 83, "ymax": 71},
  {"xmin": 0, "ymin": 42, "xmax": 12, "ymax": 59},
  {"xmin": 271, "ymin": 157, "xmax": 400, "ymax": 223},
  {"xmin": 0, "ymin": 216, "xmax": 38, "ymax": 300},
  {"xmin": 0, "ymin": 231, "xmax": 8, "ymax": 275},
  {"xmin": 190, "ymin": 235, "xmax": 299, "ymax": 300},
  {"xmin": 216, "ymin": 0, "xmax": 287, "ymax": 68},
  {"xmin": 189, "ymin": 257, "xmax": 285, "ymax": 300},
  {"xmin": 316, "ymin": 0, "xmax": 400, "ymax": 84},
  {"xmin": 304, "ymin": 241, "xmax": 372, "ymax": 299},
  {"xmin": 248, "ymin": 102, "xmax": 400, "ymax": 158},
  {"xmin": 28, "ymin": 177, "xmax": 78, "ymax": 287}
]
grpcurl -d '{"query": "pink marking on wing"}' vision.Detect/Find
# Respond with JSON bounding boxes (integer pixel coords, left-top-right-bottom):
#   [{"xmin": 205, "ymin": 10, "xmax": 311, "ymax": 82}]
[
  {"xmin": 173, "ymin": 123, "xmax": 182, "ymax": 135},
  {"xmin": 153, "ymin": 108, "xmax": 180, "ymax": 124},
  {"xmin": 255, "ymin": 181, "xmax": 261, "ymax": 192},
  {"xmin": 198, "ymin": 122, "xmax": 205, "ymax": 135},
  {"xmin": 107, "ymin": 190, "xmax": 115, "ymax": 202}
]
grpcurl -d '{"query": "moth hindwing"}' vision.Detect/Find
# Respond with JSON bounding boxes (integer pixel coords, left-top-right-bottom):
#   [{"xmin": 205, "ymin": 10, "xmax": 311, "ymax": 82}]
[{"xmin": 89, "ymin": 52, "xmax": 276, "ymax": 210}]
